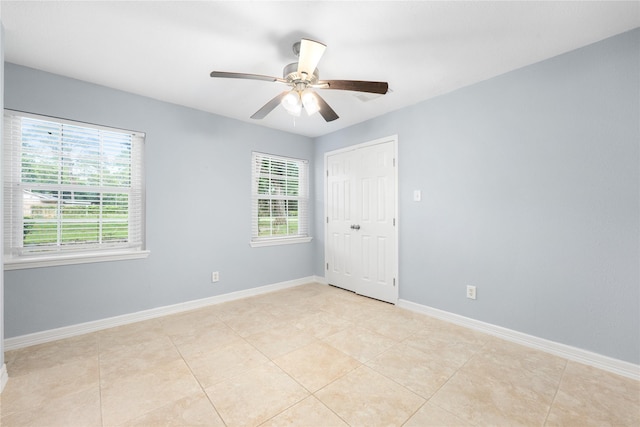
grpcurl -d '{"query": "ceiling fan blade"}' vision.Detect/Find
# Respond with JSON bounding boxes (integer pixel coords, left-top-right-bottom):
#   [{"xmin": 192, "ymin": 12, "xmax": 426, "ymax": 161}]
[
  {"xmin": 210, "ymin": 71, "xmax": 284, "ymax": 83},
  {"xmin": 314, "ymin": 80, "xmax": 388, "ymax": 94},
  {"xmin": 313, "ymin": 92, "xmax": 339, "ymax": 122},
  {"xmin": 250, "ymin": 91, "xmax": 288, "ymax": 120},
  {"xmin": 297, "ymin": 39, "xmax": 326, "ymax": 77}
]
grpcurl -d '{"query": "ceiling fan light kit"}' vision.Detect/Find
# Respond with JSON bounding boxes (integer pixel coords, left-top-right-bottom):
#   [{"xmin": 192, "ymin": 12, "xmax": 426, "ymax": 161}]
[
  {"xmin": 301, "ymin": 89, "xmax": 320, "ymax": 116},
  {"xmin": 282, "ymin": 90, "xmax": 302, "ymax": 116},
  {"xmin": 210, "ymin": 38, "xmax": 389, "ymax": 123}
]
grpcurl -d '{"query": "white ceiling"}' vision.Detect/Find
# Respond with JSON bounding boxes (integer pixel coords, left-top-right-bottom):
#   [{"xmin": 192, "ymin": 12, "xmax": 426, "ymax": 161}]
[{"xmin": 2, "ymin": 1, "xmax": 638, "ymax": 138}]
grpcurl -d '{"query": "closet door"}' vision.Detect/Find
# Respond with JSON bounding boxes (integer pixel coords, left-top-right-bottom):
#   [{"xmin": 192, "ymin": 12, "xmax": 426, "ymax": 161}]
[
  {"xmin": 326, "ymin": 149, "xmax": 358, "ymax": 292},
  {"xmin": 325, "ymin": 137, "xmax": 397, "ymax": 303}
]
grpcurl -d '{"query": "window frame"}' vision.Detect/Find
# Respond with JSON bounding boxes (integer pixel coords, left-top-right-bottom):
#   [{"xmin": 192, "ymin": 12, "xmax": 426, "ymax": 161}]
[
  {"xmin": 3, "ymin": 110, "xmax": 149, "ymax": 270},
  {"xmin": 250, "ymin": 151, "xmax": 312, "ymax": 247}
]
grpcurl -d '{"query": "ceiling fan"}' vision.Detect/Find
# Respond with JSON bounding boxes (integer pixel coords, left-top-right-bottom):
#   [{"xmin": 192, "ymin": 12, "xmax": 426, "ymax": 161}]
[{"xmin": 210, "ymin": 39, "xmax": 389, "ymax": 122}]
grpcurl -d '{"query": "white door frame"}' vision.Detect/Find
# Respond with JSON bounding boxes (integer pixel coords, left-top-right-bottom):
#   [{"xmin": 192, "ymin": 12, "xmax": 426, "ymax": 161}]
[{"xmin": 324, "ymin": 134, "xmax": 399, "ymax": 303}]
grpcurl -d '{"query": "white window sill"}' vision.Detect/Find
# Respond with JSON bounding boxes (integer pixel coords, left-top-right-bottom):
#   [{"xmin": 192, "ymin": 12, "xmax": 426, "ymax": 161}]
[
  {"xmin": 250, "ymin": 236, "xmax": 313, "ymax": 248},
  {"xmin": 4, "ymin": 249, "xmax": 151, "ymax": 270}
]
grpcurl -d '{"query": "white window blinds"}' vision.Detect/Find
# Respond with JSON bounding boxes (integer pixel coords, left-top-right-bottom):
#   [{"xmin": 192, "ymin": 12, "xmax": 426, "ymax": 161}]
[
  {"xmin": 3, "ymin": 110, "xmax": 146, "ymax": 263},
  {"xmin": 251, "ymin": 152, "xmax": 310, "ymax": 245}
]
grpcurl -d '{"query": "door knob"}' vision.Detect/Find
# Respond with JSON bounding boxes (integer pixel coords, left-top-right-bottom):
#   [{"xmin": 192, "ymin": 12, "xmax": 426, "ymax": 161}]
[{"xmin": 354, "ymin": 224, "xmax": 360, "ymax": 230}]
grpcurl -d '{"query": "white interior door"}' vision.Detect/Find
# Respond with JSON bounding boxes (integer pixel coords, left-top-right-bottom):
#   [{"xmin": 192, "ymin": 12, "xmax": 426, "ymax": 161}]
[
  {"xmin": 326, "ymin": 149, "xmax": 357, "ymax": 292},
  {"xmin": 325, "ymin": 137, "xmax": 397, "ymax": 303}
]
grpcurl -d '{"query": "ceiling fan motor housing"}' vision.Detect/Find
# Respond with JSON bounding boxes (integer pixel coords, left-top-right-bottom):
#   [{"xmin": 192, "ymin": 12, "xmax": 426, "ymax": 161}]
[{"xmin": 283, "ymin": 62, "xmax": 319, "ymax": 86}]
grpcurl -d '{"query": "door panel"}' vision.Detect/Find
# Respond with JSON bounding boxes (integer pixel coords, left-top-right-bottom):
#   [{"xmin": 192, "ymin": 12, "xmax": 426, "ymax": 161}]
[
  {"xmin": 355, "ymin": 141, "xmax": 396, "ymax": 302},
  {"xmin": 326, "ymin": 151, "xmax": 357, "ymax": 292},
  {"xmin": 326, "ymin": 138, "xmax": 397, "ymax": 303}
]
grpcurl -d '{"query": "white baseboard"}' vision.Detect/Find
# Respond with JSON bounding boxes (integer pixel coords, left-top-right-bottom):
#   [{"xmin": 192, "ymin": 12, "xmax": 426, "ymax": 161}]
[
  {"xmin": 0, "ymin": 363, "xmax": 7, "ymax": 393},
  {"xmin": 4, "ymin": 276, "xmax": 325, "ymax": 351},
  {"xmin": 314, "ymin": 275, "xmax": 329, "ymax": 285},
  {"xmin": 8, "ymin": 277, "xmax": 634, "ymax": 381},
  {"xmin": 398, "ymin": 299, "xmax": 640, "ymax": 381}
]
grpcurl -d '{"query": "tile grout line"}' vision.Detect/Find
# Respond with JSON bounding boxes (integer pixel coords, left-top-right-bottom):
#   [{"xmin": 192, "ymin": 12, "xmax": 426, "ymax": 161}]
[
  {"xmin": 308, "ymin": 360, "xmax": 363, "ymax": 427},
  {"xmin": 188, "ymin": 300, "xmax": 346, "ymax": 426},
  {"xmin": 417, "ymin": 336, "xmax": 492, "ymax": 427},
  {"xmin": 242, "ymin": 310, "xmax": 350, "ymax": 426},
  {"xmin": 542, "ymin": 358, "xmax": 569, "ymax": 426},
  {"xmin": 97, "ymin": 336, "xmax": 105, "ymax": 427},
  {"xmin": 250, "ymin": 294, "xmax": 364, "ymax": 426},
  {"xmin": 166, "ymin": 316, "xmax": 230, "ymax": 427}
]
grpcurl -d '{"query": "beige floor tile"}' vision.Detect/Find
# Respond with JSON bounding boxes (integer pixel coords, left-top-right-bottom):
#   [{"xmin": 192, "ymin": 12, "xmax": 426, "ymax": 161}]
[
  {"xmin": 263, "ymin": 302, "xmax": 313, "ymax": 323},
  {"xmin": 292, "ymin": 310, "xmax": 353, "ymax": 339},
  {"xmin": 100, "ymin": 335, "xmax": 183, "ymax": 378},
  {"xmin": 205, "ymin": 361, "xmax": 309, "ymax": 427},
  {"xmin": 365, "ymin": 343, "xmax": 459, "ymax": 399},
  {"xmin": 120, "ymin": 391, "xmax": 224, "ymax": 427},
  {"xmin": 459, "ymin": 339, "xmax": 566, "ymax": 404},
  {"xmin": 319, "ymin": 295, "xmax": 390, "ymax": 322},
  {"xmin": 1, "ymin": 386, "xmax": 101, "ymax": 427},
  {"xmin": 183, "ymin": 338, "xmax": 270, "ymax": 388},
  {"xmin": 274, "ymin": 341, "xmax": 360, "ymax": 392},
  {"xmin": 475, "ymin": 339, "xmax": 567, "ymax": 380},
  {"xmin": 249, "ymin": 290, "xmax": 312, "ymax": 315},
  {"xmin": 1, "ymin": 355, "xmax": 99, "ymax": 416},
  {"xmin": 2, "ymin": 283, "xmax": 637, "ymax": 427},
  {"xmin": 159, "ymin": 307, "xmax": 223, "ymax": 337},
  {"xmin": 221, "ymin": 309, "xmax": 283, "ymax": 337},
  {"xmin": 402, "ymin": 322, "xmax": 488, "ymax": 367},
  {"xmin": 245, "ymin": 322, "xmax": 317, "ymax": 359},
  {"xmin": 428, "ymin": 365, "xmax": 557, "ymax": 426},
  {"xmin": 100, "ymin": 358, "xmax": 202, "ymax": 426},
  {"xmin": 214, "ymin": 298, "xmax": 261, "ymax": 321},
  {"xmin": 358, "ymin": 307, "xmax": 430, "ymax": 341},
  {"xmin": 5, "ymin": 333, "xmax": 99, "ymax": 377},
  {"xmin": 545, "ymin": 361, "xmax": 640, "ymax": 426},
  {"xmin": 322, "ymin": 326, "xmax": 398, "ymax": 363},
  {"xmin": 283, "ymin": 283, "xmax": 332, "ymax": 299},
  {"xmin": 170, "ymin": 321, "xmax": 242, "ymax": 358},
  {"xmin": 260, "ymin": 395, "xmax": 349, "ymax": 427},
  {"xmin": 98, "ymin": 319, "xmax": 166, "ymax": 351},
  {"xmin": 404, "ymin": 402, "xmax": 473, "ymax": 427},
  {"xmin": 316, "ymin": 365, "xmax": 425, "ymax": 427}
]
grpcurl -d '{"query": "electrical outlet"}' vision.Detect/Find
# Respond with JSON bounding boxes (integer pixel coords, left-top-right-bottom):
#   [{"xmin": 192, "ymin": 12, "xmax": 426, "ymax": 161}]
[
  {"xmin": 211, "ymin": 271, "xmax": 220, "ymax": 283},
  {"xmin": 466, "ymin": 285, "xmax": 476, "ymax": 300}
]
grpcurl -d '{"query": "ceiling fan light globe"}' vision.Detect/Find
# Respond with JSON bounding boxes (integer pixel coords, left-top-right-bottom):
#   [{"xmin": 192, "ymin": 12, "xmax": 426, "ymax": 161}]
[
  {"xmin": 287, "ymin": 104, "xmax": 302, "ymax": 117},
  {"xmin": 281, "ymin": 91, "xmax": 302, "ymax": 116},
  {"xmin": 301, "ymin": 89, "xmax": 320, "ymax": 116},
  {"xmin": 282, "ymin": 90, "xmax": 300, "ymax": 107}
]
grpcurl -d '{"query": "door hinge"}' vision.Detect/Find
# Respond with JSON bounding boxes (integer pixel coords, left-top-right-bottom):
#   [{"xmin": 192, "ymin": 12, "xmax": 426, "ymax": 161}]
[
  {"xmin": 393, "ymin": 158, "xmax": 396, "ymax": 167},
  {"xmin": 393, "ymin": 278, "xmax": 396, "ymax": 287},
  {"xmin": 326, "ymin": 263, "xmax": 329, "ymax": 270},
  {"xmin": 326, "ymin": 216, "xmax": 329, "ymax": 224},
  {"xmin": 393, "ymin": 218, "xmax": 396, "ymax": 226}
]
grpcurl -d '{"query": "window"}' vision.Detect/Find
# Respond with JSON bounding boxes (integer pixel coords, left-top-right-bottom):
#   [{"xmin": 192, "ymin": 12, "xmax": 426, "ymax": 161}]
[
  {"xmin": 251, "ymin": 152, "xmax": 311, "ymax": 247},
  {"xmin": 3, "ymin": 110, "xmax": 148, "ymax": 269}
]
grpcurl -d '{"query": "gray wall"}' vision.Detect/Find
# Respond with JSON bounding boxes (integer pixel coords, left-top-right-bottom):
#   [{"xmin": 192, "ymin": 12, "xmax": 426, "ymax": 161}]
[
  {"xmin": 4, "ymin": 64, "xmax": 316, "ymax": 338},
  {"xmin": 314, "ymin": 29, "xmax": 639, "ymax": 364}
]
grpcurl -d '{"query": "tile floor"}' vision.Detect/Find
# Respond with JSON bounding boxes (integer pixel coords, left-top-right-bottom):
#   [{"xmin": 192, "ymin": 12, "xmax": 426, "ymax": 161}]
[{"xmin": 0, "ymin": 283, "xmax": 638, "ymax": 426}]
